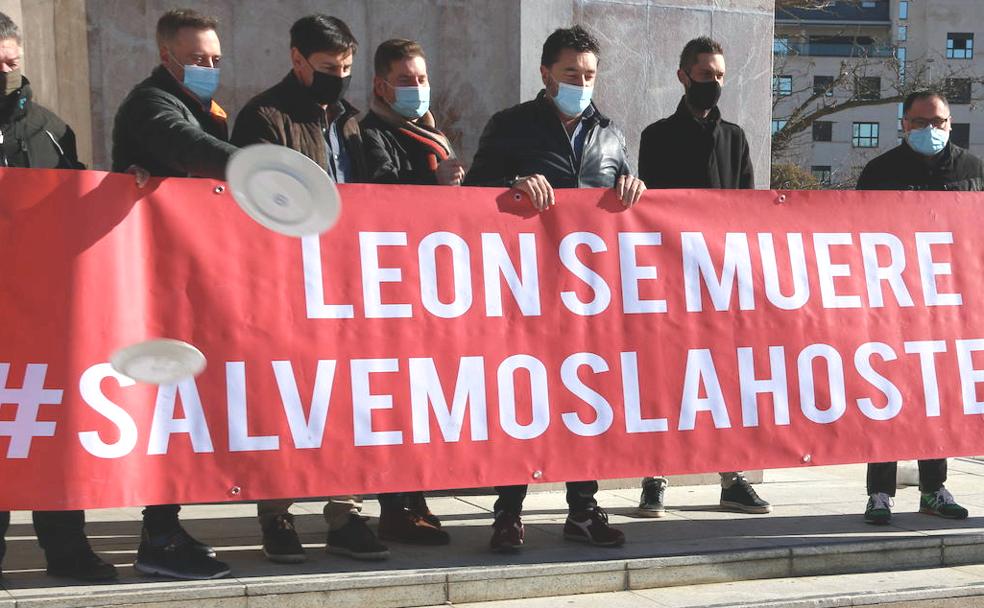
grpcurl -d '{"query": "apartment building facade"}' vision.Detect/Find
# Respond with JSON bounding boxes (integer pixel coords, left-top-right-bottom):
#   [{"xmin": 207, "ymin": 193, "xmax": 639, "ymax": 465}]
[{"xmin": 773, "ymin": 0, "xmax": 983, "ymax": 187}]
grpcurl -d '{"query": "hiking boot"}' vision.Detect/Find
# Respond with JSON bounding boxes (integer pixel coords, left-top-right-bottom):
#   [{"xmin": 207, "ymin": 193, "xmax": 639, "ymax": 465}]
[
  {"xmin": 490, "ymin": 511, "xmax": 524, "ymax": 552},
  {"xmin": 720, "ymin": 475, "xmax": 772, "ymax": 514},
  {"xmin": 326, "ymin": 514, "xmax": 389, "ymax": 560},
  {"xmin": 638, "ymin": 477, "xmax": 667, "ymax": 517},
  {"xmin": 864, "ymin": 492, "xmax": 893, "ymax": 525},
  {"xmin": 920, "ymin": 487, "xmax": 969, "ymax": 520},
  {"xmin": 407, "ymin": 492, "xmax": 442, "ymax": 528},
  {"xmin": 46, "ymin": 543, "xmax": 118, "ymax": 581},
  {"xmin": 135, "ymin": 529, "xmax": 231, "ymax": 580},
  {"xmin": 564, "ymin": 507, "xmax": 625, "ymax": 547},
  {"xmin": 261, "ymin": 513, "xmax": 306, "ymax": 564},
  {"xmin": 378, "ymin": 509, "xmax": 450, "ymax": 545}
]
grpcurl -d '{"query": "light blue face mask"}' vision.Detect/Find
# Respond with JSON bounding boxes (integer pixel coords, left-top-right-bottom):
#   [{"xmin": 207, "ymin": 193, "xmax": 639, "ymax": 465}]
[
  {"xmin": 182, "ymin": 64, "xmax": 221, "ymax": 103},
  {"xmin": 390, "ymin": 85, "xmax": 430, "ymax": 119},
  {"xmin": 552, "ymin": 81, "xmax": 593, "ymax": 117},
  {"xmin": 906, "ymin": 125, "xmax": 949, "ymax": 156}
]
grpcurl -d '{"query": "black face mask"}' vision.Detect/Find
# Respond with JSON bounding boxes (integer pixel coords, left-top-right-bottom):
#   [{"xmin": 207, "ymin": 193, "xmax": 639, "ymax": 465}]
[
  {"xmin": 308, "ymin": 70, "xmax": 350, "ymax": 106},
  {"xmin": 685, "ymin": 75, "xmax": 722, "ymax": 112}
]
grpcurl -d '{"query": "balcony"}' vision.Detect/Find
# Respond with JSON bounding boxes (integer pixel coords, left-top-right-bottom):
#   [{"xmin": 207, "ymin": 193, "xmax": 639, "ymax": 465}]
[{"xmin": 776, "ymin": 41, "xmax": 896, "ymax": 58}]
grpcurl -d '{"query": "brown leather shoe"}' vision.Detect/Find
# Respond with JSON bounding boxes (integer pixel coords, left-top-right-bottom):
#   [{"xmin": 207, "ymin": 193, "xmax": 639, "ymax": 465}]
[{"xmin": 378, "ymin": 509, "xmax": 450, "ymax": 545}]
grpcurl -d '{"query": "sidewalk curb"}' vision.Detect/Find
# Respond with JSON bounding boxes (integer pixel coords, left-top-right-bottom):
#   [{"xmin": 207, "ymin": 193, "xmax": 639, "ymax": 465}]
[{"xmin": 4, "ymin": 534, "xmax": 984, "ymax": 607}]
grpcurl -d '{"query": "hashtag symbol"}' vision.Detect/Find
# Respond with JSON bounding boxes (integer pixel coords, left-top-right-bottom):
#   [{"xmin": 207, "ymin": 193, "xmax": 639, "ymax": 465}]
[{"xmin": 0, "ymin": 364, "xmax": 61, "ymax": 458}]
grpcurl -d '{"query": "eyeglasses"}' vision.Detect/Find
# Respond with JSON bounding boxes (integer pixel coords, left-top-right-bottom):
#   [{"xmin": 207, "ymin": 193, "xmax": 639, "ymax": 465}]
[{"xmin": 907, "ymin": 116, "xmax": 950, "ymax": 129}]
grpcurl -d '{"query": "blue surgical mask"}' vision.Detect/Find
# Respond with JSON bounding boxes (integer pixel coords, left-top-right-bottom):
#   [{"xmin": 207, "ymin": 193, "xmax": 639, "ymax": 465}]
[
  {"xmin": 390, "ymin": 85, "xmax": 430, "ymax": 119},
  {"xmin": 552, "ymin": 81, "xmax": 593, "ymax": 117},
  {"xmin": 182, "ymin": 64, "xmax": 220, "ymax": 103},
  {"xmin": 906, "ymin": 125, "xmax": 949, "ymax": 156}
]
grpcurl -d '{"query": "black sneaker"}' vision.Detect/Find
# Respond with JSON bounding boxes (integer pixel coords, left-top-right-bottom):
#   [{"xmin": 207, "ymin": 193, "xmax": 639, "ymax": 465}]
[
  {"xmin": 262, "ymin": 513, "xmax": 306, "ymax": 564},
  {"xmin": 326, "ymin": 515, "xmax": 389, "ymax": 560},
  {"xmin": 490, "ymin": 511, "xmax": 524, "ymax": 552},
  {"xmin": 46, "ymin": 543, "xmax": 118, "ymax": 582},
  {"xmin": 637, "ymin": 477, "xmax": 667, "ymax": 517},
  {"xmin": 407, "ymin": 492, "xmax": 442, "ymax": 529},
  {"xmin": 135, "ymin": 530, "xmax": 231, "ymax": 580},
  {"xmin": 170, "ymin": 524, "xmax": 216, "ymax": 558},
  {"xmin": 720, "ymin": 476, "xmax": 772, "ymax": 514},
  {"xmin": 564, "ymin": 507, "xmax": 625, "ymax": 547}
]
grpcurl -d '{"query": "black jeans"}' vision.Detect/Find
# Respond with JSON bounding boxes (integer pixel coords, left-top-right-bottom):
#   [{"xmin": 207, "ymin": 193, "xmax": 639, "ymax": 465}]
[
  {"xmin": 493, "ymin": 481, "xmax": 598, "ymax": 516},
  {"xmin": 142, "ymin": 504, "xmax": 181, "ymax": 535},
  {"xmin": 867, "ymin": 459, "xmax": 947, "ymax": 496},
  {"xmin": 0, "ymin": 510, "xmax": 88, "ymax": 563}
]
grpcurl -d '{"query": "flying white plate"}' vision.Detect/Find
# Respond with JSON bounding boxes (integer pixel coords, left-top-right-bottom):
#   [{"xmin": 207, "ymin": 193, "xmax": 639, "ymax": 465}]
[
  {"xmin": 110, "ymin": 339, "xmax": 207, "ymax": 385},
  {"xmin": 226, "ymin": 144, "xmax": 342, "ymax": 237}
]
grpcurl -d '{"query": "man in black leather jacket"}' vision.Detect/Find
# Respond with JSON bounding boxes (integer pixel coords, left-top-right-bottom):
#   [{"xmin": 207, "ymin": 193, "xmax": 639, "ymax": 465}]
[
  {"xmin": 0, "ymin": 12, "xmax": 115, "ymax": 582},
  {"xmin": 859, "ymin": 91, "xmax": 980, "ymax": 526},
  {"xmin": 464, "ymin": 26, "xmax": 644, "ymax": 212},
  {"xmin": 464, "ymin": 25, "xmax": 643, "ymax": 553}
]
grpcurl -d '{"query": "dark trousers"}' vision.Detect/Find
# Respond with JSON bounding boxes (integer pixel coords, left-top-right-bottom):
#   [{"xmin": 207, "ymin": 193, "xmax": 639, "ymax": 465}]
[
  {"xmin": 0, "ymin": 510, "xmax": 87, "ymax": 563},
  {"xmin": 378, "ymin": 492, "xmax": 419, "ymax": 513},
  {"xmin": 493, "ymin": 481, "xmax": 598, "ymax": 516},
  {"xmin": 142, "ymin": 504, "xmax": 181, "ymax": 535},
  {"xmin": 867, "ymin": 459, "xmax": 947, "ymax": 496}
]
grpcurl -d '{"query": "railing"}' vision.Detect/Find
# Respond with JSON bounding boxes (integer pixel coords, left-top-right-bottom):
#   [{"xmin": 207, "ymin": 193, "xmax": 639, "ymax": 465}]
[{"xmin": 776, "ymin": 42, "xmax": 896, "ymax": 58}]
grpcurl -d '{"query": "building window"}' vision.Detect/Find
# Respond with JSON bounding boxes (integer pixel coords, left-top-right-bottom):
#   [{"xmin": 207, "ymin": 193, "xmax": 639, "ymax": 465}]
[
  {"xmin": 855, "ymin": 76, "xmax": 881, "ymax": 100},
  {"xmin": 813, "ymin": 75, "xmax": 835, "ymax": 96},
  {"xmin": 812, "ymin": 166, "xmax": 832, "ymax": 186},
  {"xmin": 897, "ymin": 46, "xmax": 906, "ymax": 83},
  {"xmin": 897, "ymin": 102, "xmax": 904, "ymax": 131},
  {"xmin": 813, "ymin": 121, "xmax": 833, "ymax": 142},
  {"xmin": 772, "ymin": 119, "xmax": 787, "ymax": 135},
  {"xmin": 861, "ymin": 1, "xmax": 876, "ymax": 7},
  {"xmin": 853, "ymin": 122, "xmax": 880, "ymax": 148},
  {"xmin": 774, "ymin": 75, "xmax": 793, "ymax": 97},
  {"xmin": 952, "ymin": 123, "xmax": 970, "ymax": 148},
  {"xmin": 898, "ymin": 25, "xmax": 907, "ymax": 42},
  {"xmin": 774, "ymin": 36, "xmax": 791, "ymax": 55},
  {"xmin": 899, "ymin": 0, "xmax": 908, "ymax": 19},
  {"xmin": 946, "ymin": 33, "xmax": 974, "ymax": 59},
  {"xmin": 945, "ymin": 78, "xmax": 972, "ymax": 104}
]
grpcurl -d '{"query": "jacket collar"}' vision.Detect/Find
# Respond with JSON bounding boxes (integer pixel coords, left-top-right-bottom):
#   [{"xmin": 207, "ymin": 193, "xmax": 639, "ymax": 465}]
[
  {"xmin": 673, "ymin": 96, "xmax": 721, "ymax": 125},
  {"xmin": 535, "ymin": 89, "xmax": 611, "ymax": 128},
  {"xmin": 901, "ymin": 138, "xmax": 955, "ymax": 170},
  {"xmin": 0, "ymin": 75, "xmax": 31, "ymax": 124}
]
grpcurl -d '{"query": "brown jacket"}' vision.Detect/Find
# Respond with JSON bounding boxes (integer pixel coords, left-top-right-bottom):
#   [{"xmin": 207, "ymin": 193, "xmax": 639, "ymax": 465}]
[{"xmin": 231, "ymin": 71, "xmax": 367, "ymax": 181}]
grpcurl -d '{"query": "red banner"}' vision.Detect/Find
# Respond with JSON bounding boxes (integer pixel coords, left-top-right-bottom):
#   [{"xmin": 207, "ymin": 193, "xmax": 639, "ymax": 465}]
[{"xmin": 2, "ymin": 167, "xmax": 984, "ymax": 510}]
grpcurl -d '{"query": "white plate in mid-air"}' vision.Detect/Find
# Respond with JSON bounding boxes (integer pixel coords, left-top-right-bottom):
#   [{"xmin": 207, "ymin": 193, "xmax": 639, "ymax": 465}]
[
  {"xmin": 226, "ymin": 144, "xmax": 342, "ymax": 237},
  {"xmin": 110, "ymin": 339, "xmax": 207, "ymax": 385}
]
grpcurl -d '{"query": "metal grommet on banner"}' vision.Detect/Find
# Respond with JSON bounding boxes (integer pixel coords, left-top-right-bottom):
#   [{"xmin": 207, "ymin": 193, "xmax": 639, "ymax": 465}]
[
  {"xmin": 802, "ymin": 454, "xmax": 812, "ymax": 464},
  {"xmin": 214, "ymin": 185, "xmax": 226, "ymax": 194},
  {"xmin": 531, "ymin": 470, "xmax": 543, "ymax": 480},
  {"xmin": 776, "ymin": 193, "xmax": 788, "ymax": 204},
  {"xmin": 513, "ymin": 193, "xmax": 522, "ymax": 202},
  {"xmin": 229, "ymin": 485, "xmax": 242, "ymax": 496}
]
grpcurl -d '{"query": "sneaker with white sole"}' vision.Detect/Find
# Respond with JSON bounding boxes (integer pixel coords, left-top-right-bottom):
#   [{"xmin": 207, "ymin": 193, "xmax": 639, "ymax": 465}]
[
  {"xmin": 864, "ymin": 492, "xmax": 893, "ymax": 525},
  {"xmin": 920, "ymin": 487, "xmax": 968, "ymax": 520}
]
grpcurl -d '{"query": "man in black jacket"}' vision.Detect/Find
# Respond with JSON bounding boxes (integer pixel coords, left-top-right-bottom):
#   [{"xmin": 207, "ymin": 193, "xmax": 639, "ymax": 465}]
[
  {"xmin": 0, "ymin": 12, "xmax": 115, "ymax": 582},
  {"xmin": 233, "ymin": 15, "xmax": 388, "ymax": 566},
  {"xmin": 464, "ymin": 25, "xmax": 644, "ymax": 552},
  {"xmin": 858, "ymin": 91, "xmax": 980, "ymax": 526},
  {"xmin": 112, "ymin": 10, "xmax": 236, "ymax": 180},
  {"xmin": 111, "ymin": 9, "xmax": 233, "ymax": 581},
  {"xmin": 359, "ymin": 38, "xmax": 462, "ymax": 547},
  {"xmin": 635, "ymin": 37, "xmax": 769, "ymax": 520}
]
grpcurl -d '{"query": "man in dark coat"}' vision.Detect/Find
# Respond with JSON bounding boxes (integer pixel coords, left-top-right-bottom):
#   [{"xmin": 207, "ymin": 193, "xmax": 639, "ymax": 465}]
[
  {"xmin": 0, "ymin": 11, "xmax": 116, "ymax": 582},
  {"xmin": 464, "ymin": 25, "xmax": 645, "ymax": 552},
  {"xmin": 111, "ymin": 9, "xmax": 234, "ymax": 581},
  {"xmin": 232, "ymin": 14, "xmax": 388, "ymax": 565},
  {"xmin": 858, "ymin": 90, "xmax": 982, "ymax": 525},
  {"xmin": 634, "ymin": 36, "xmax": 769, "ymax": 521}
]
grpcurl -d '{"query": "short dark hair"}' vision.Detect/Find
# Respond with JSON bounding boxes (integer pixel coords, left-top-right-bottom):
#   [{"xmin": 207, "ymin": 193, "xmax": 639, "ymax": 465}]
[
  {"xmin": 679, "ymin": 36, "xmax": 724, "ymax": 72},
  {"xmin": 156, "ymin": 9, "xmax": 218, "ymax": 46},
  {"xmin": 374, "ymin": 38, "xmax": 425, "ymax": 77},
  {"xmin": 540, "ymin": 25, "xmax": 600, "ymax": 67},
  {"xmin": 0, "ymin": 12, "xmax": 20, "ymax": 45},
  {"xmin": 903, "ymin": 90, "xmax": 949, "ymax": 115},
  {"xmin": 290, "ymin": 14, "xmax": 357, "ymax": 58}
]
